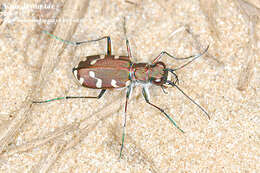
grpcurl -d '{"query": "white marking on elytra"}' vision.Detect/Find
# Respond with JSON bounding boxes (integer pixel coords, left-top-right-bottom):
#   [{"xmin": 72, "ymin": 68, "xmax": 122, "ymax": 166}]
[
  {"xmin": 79, "ymin": 77, "xmax": 84, "ymax": 85},
  {"xmin": 114, "ymin": 55, "xmax": 119, "ymax": 59},
  {"xmin": 90, "ymin": 55, "xmax": 105, "ymax": 65},
  {"xmin": 90, "ymin": 59, "xmax": 98, "ymax": 65},
  {"xmin": 89, "ymin": 71, "xmax": 95, "ymax": 78},
  {"xmin": 88, "ymin": 71, "xmax": 95, "ymax": 78},
  {"xmin": 96, "ymin": 80, "xmax": 102, "ymax": 88},
  {"xmin": 111, "ymin": 79, "xmax": 119, "ymax": 87},
  {"xmin": 89, "ymin": 71, "xmax": 102, "ymax": 88}
]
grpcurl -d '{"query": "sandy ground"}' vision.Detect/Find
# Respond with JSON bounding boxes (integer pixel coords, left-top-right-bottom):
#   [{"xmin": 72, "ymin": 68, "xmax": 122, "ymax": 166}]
[{"xmin": 0, "ymin": 0, "xmax": 259, "ymax": 172}]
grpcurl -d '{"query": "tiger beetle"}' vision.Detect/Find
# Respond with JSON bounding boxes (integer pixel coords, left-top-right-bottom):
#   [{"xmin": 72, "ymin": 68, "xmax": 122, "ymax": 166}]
[{"xmin": 33, "ymin": 29, "xmax": 210, "ymax": 158}]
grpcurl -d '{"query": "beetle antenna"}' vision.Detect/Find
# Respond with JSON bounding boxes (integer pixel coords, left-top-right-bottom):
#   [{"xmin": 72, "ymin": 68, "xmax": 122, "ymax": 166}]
[
  {"xmin": 171, "ymin": 45, "xmax": 209, "ymax": 71},
  {"xmin": 167, "ymin": 81, "xmax": 210, "ymax": 119},
  {"xmin": 42, "ymin": 30, "xmax": 110, "ymax": 46}
]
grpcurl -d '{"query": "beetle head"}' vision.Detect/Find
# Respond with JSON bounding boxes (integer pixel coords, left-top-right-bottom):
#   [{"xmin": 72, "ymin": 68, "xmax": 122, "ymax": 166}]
[
  {"xmin": 149, "ymin": 62, "xmax": 168, "ymax": 86},
  {"xmin": 148, "ymin": 62, "xmax": 179, "ymax": 87}
]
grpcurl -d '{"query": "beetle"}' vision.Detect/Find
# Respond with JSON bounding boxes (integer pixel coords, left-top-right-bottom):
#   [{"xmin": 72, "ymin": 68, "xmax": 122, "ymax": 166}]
[{"xmin": 34, "ymin": 30, "xmax": 210, "ymax": 158}]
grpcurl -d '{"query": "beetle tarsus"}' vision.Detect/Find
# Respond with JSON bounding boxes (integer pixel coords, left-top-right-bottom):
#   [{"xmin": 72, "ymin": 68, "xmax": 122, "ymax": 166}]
[
  {"xmin": 33, "ymin": 89, "xmax": 106, "ymax": 104},
  {"xmin": 142, "ymin": 87, "xmax": 185, "ymax": 133}
]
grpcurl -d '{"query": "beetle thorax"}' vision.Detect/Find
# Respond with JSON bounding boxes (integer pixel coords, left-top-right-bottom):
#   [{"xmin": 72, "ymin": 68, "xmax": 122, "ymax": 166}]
[{"xmin": 131, "ymin": 62, "xmax": 167, "ymax": 86}]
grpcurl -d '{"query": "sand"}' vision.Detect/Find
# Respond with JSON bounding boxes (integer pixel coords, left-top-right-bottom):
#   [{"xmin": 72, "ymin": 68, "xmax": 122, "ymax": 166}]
[{"xmin": 0, "ymin": 0, "xmax": 259, "ymax": 172}]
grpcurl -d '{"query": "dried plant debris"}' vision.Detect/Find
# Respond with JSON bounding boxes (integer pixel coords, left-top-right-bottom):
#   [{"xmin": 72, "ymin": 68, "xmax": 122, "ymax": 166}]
[
  {"xmin": 199, "ymin": 0, "xmax": 220, "ymax": 41},
  {"xmin": 0, "ymin": 98, "xmax": 33, "ymax": 153},
  {"xmin": 0, "ymin": 4, "xmax": 4, "ymax": 25},
  {"xmin": 125, "ymin": 0, "xmax": 138, "ymax": 6},
  {"xmin": 34, "ymin": 0, "xmax": 64, "ymax": 30},
  {"xmin": 185, "ymin": 25, "xmax": 224, "ymax": 69},
  {"xmin": 0, "ymin": 113, "xmax": 13, "ymax": 121},
  {"xmin": 31, "ymin": 143, "xmax": 65, "ymax": 173},
  {"xmin": 235, "ymin": 0, "xmax": 260, "ymax": 18},
  {"xmin": 235, "ymin": 0, "xmax": 259, "ymax": 91},
  {"xmin": 2, "ymin": 124, "xmax": 79, "ymax": 157},
  {"xmin": 0, "ymin": 0, "xmax": 90, "ymax": 159}
]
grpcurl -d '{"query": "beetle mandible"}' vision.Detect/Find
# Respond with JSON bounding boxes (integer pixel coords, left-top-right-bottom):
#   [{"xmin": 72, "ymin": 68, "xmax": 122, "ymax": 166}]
[{"xmin": 34, "ymin": 26, "xmax": 210, "ymax": 158}]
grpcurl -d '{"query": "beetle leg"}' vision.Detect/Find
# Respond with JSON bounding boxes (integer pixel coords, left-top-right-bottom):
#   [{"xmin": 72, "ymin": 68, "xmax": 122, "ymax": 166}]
[
  {"xmin": 42, "ymin": 31, "xmax": 112, "ymax": 55},
  {"xmin": 166, "ymin": 81, "xmax": 210, "ymax": 120},
  {"xmin": 125, "ymin": 39, "xmax": 132, "ymax": 60},
  {"xmin": 152, "ymin": 51, "xmax": 197, "ymax": 64},
  {"xmin": 123, "ymin": 17, "xmax": 132, "ymax": 59},
  {"xmin": 152, "ymin": 45, "xmax": 209, "ymax": 64},
  {"xmin": 119, "ymin": 84, "xmax": 133, "ymax": 158},
  {"xmin": 142, "ymin": 87, "xmax": 184, "ymax": 133},
  {"xmin": 33, "ymin": 89, "xmax": 106, "ymax": 103}
]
